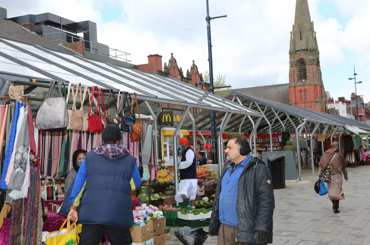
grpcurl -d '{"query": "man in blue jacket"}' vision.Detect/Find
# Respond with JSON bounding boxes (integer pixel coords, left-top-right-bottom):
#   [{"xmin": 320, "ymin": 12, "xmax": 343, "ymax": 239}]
[
  {"xmin": 67, "ymin": 124, "xmax": 141, "ymax": 245},
  {"xmin": 209, "ymin": 136, "xmax": 274, "ymax": 245}
]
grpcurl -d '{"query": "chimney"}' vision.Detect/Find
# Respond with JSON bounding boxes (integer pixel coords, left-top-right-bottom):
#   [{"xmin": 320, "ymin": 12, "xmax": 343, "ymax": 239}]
[{"xmin": 148, "ymin": 54, "xmax": 162, "ymax": 73}]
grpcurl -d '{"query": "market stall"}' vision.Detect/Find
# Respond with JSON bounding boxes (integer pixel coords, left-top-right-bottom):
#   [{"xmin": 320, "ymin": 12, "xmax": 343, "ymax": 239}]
[{"xmin": 0, "ymin": 36, "xmax": 262, "ymax": 243}]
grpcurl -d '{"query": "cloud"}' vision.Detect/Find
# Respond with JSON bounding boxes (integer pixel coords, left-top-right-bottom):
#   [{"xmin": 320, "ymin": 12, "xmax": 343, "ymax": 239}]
[{"xmin": 1, "ymin": 0, "xmax": 370, "ymax": 101}]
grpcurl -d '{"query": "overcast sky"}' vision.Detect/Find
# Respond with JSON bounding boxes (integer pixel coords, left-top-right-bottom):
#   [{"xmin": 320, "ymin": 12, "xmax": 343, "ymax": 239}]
[{"xmin": 2, "ymin": 0, "xmax": 370, "ymax": 102}]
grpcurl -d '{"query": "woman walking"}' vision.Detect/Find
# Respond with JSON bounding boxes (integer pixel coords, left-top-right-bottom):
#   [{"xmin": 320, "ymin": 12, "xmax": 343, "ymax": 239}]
[{"xmin": 319, "ymin": 142, "xmax": 348, "ymax": 213}]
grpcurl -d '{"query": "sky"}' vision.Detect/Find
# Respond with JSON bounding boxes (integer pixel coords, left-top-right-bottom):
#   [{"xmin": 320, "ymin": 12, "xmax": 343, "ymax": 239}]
[{"xmin": 1, "ymin": 0, "xmax": 370, "ymax": 102}]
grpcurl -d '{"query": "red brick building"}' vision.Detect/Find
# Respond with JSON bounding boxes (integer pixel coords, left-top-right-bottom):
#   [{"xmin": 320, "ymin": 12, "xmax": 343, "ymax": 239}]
[{"xmin": 288, "ymin": 0, "xmax": 326, "ymax": 112}]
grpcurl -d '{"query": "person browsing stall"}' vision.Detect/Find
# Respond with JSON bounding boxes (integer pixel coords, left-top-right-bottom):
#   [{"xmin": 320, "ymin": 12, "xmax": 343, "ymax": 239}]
[{"xmin": 67, "ymin": 124, "xmax": 141, "ymax": 245}]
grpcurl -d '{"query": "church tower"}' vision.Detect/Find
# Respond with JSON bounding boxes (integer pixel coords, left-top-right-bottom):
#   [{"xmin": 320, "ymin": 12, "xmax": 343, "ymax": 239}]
[{"xmin": 288, "ymin": 0, "xmax": 326, "ymax": 112}]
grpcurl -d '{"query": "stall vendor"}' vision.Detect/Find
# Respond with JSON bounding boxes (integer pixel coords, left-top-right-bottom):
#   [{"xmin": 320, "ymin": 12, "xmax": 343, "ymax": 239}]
[{"xmin": 176, "ymin": 137, "xmax": 198, "ymax": 203}]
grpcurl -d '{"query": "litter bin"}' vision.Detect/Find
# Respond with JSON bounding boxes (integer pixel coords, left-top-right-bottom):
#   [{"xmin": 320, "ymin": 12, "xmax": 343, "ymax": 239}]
[{"xmin": 267, "ymin": 154, "xmax": 286, "ymax": 189}]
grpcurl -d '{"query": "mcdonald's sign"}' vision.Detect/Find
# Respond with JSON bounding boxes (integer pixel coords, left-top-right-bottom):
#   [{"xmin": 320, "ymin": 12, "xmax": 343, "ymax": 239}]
[{"xmin": 158, "ymin": 111, "xmax": 174, "ymax": 126}]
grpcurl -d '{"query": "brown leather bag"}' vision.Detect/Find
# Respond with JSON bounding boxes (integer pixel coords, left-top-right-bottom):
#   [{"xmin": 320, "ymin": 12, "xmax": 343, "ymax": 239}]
[
  {"xmin": 68, "ymin": 84, "xmax": 86, "ymax": 131},
  {"xmin": 8, "ymin": 85, "xmax": 24, "ymax": 100}
]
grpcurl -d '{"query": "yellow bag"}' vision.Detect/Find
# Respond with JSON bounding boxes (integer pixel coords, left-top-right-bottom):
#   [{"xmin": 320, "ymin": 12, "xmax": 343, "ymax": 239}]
[{"xmin": 46, "ymin": 219, "xmax": 80, "ymax": 245}]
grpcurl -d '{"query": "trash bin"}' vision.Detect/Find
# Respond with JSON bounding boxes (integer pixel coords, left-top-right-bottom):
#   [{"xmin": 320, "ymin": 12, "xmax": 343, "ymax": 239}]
[{"xmin": 267, "ymin": 154, "xmax": 286, "ymax": 189}]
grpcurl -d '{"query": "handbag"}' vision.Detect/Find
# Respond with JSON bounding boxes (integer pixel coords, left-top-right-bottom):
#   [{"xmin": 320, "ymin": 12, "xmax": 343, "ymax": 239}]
[
  {"xmin": 319, "ymin": 153, "xmax": 336, "ymax": 183},
  {"xmin": 106, "ymin": 91, "xmax": 123, "ymax": 125},
  {"xmin": 68, "ymin": 85, "xmax": 87, "ymax": 131},
  {"xmin": 36, "ymin": 82, "xmax": 68, "ymax": 130},
  {"xmin": 314, "ymin": 179, "xmax": 328, "ymax": 196},
  {"xmin": 131, "ymin": 96, "xmax": 142, "ymax": 142},
  {"xmin": 8, "ymin": 85, "xmax": 24, "ymax": 100},
  {"xmin": 121, "ymin": 93, "xmax": 136, "ymax": 132},
  {"xmin": 45, "ymin": 219, "xmax": 80, "ymax": 245},
  {"xmin": 87, "ymin": 87, "xmax": 105, "ymax": 133}
]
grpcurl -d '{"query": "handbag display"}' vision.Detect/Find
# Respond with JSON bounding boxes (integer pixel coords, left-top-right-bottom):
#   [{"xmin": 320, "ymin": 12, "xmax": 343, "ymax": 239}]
[
  {"xmin": 87, "ymin": 87, "xmax": 105, "ymax": 133},
  {"xmin": 131, "ymin": 96, "xmax": 142, "ymax": 142},
  {"xmin": 68, "ymin": 85, "xmax": 87, "ymax": 131},
  {"xmin": 8, "ymin": 85, "xmax": 24, "ymax": 100},
  {"xmin": 121, "ymin": 93, "xmax": 136, "ymax": 132},
  {"xmin": 36, "ymin": 82, "xmax": 68, "ymax": 130}
]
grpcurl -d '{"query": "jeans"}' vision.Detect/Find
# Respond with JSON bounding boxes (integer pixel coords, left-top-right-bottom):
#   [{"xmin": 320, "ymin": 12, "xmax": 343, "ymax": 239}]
[{"xmin": 79, "ymin": 224, "xmax": 132, "ymax": 245}]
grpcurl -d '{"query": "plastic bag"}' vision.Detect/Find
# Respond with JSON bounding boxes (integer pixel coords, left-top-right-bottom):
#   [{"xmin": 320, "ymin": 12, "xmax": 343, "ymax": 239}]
[{"xmin": 175, "ymin": 227, "xmax": 208, "ymax": 245}]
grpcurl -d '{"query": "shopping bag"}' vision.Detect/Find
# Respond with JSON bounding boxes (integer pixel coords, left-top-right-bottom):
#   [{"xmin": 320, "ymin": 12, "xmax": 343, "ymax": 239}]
[
  {"xmin": 319, "ymin": 180, "xmax": 328, "ymax": 196},
  {"xmin": 45, "ymin": 219, "xmax": 79, "ymax": 245}
]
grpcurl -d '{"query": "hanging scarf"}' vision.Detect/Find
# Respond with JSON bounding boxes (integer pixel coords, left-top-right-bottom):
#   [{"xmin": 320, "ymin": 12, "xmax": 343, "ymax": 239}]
[{"xmin": 0, "ymin": 102, "xmax": 22, "ymax": 190}]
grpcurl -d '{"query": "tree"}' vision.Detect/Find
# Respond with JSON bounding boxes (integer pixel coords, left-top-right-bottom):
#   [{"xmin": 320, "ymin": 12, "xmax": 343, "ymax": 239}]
[{"xmin": 203, "ymin": 71, "xmax": 231, "ymax": 97}]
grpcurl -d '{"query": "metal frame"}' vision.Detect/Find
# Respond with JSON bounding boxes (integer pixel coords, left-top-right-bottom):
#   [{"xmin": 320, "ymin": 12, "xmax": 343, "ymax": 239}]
[
  {"xmin": 254, "ymin": 102, "xmax": 273, "ymax": 152},
  {"xmin": 296, "ymin": 119, "xmax": 307, "ymax": 180},
  {"xmin": 309, "ymin": 123, "xmax": 320, "ymax": 175}
]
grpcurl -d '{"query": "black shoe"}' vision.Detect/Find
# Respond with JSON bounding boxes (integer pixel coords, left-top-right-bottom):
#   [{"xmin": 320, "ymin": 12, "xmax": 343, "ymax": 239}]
[{"xmin": 333, "ymin": 209, "xmax": 340, "ymax": 214}]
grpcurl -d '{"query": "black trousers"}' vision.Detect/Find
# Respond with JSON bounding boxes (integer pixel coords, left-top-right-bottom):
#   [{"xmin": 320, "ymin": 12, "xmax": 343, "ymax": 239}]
[{"xmin": 79, "ymin": 224, "xmax": 132, "ymax": 245}]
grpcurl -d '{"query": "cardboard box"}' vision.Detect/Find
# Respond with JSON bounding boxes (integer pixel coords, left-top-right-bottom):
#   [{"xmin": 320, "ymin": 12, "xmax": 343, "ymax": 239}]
[
  {"xmin": 130, "ymin": 220, "xmax": 154, "ymax": 243},
  {"xmin": 153, "ymin": 217, "xmax": 166, "ymax": 236},
  {"xmin": 154, "ymin": 234, "xmax": 166, "ymax": 245}
]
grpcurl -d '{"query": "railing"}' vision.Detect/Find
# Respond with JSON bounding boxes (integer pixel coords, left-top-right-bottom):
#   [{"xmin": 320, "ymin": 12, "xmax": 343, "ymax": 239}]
[{"xmin": 42, "ymin": 29, "xmax": 131, "ymax": 63}]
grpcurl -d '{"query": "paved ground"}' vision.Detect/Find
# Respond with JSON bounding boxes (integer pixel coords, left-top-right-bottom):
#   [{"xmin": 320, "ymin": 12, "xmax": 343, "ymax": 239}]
[{"xmin": 166, "ymin": 165, "xmax": 370, "ymax": 245}]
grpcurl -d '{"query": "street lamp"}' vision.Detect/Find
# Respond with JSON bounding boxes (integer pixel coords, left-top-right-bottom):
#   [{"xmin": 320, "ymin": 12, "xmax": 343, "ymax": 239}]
[
  {"xmin": 348, "ymin": 67, "xmax": 363, "ymax": 120},
  {"xmin": 205, "ymin": 0, "xmax": 227, "ymax": 163}
]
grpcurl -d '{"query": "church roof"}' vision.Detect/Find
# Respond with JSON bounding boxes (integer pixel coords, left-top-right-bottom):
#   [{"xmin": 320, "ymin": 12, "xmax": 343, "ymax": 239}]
[{"xmin": 232, "ymin": 83, "xmax": 289, "ymax": 104}]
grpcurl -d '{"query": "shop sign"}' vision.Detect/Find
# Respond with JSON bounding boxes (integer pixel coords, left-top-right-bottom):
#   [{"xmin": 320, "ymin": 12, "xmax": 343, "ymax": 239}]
[{"xmin": 158, "ymin": 111, "xmax": 183, "ymax": 126}]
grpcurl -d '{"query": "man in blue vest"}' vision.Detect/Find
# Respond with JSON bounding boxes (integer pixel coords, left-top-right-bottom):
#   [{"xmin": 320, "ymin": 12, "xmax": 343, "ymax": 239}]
[
  {"xmin": 67, "ymin": 124, "xmax": 141, "ymax": 245},
  {"xmin": 175, "ymin": 137, "xmax": 198, "ymax": 203},
  {"xmin": 209, "ymin": 136, "xmax": 274, "ymax": 245}
]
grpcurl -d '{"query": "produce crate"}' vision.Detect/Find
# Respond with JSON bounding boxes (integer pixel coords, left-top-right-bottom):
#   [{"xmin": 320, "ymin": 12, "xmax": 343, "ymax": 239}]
[
  {"xmin": 130, "ymin": 220, "xmax": 154, "ymax": 243},
  {"xmin": 163, "ymin": 211, "xmax": 177, "ymax": 227}
]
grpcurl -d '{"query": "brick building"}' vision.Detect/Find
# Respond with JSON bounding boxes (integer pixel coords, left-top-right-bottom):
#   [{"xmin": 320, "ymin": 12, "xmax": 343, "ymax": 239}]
[{"xmin": 288, "ymin": 0, "xmax": 326, "ymax": 112}]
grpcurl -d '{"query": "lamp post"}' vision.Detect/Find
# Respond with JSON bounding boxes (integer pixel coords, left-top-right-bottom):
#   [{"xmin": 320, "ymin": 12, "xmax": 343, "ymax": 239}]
[
  {"xmin": 348, "ymin": 67, "xmax": 363, "ymax": 120},
  {"xmin": 205, "ymin": 0, "xmax": 227, "ymax": 163}
]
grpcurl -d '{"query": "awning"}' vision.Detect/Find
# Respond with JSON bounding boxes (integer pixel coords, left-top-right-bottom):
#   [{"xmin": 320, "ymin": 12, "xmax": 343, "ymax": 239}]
[
  {"xmin": 0, "ymin": 37, "xmax": 261, "ymax": 117},
  {"xmin": 345, "ymin": 125, "xmax": 369, "ymax": 135}
]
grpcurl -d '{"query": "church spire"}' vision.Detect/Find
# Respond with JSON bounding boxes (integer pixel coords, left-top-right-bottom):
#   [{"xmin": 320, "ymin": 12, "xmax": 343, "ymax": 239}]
[
  {"xmin": 290, "ymin": 0, "xmax": 318, "ymax": 53},
  {"xmin": 294, "ymin": 0, "xmax": 312, "ymax": 28},
  {"xmin": 288, "ymin": 0, "xmax": 326, "ymax": 112}
]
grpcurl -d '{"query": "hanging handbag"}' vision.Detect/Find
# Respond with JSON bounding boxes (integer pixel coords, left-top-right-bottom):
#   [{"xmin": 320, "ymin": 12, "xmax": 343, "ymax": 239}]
[
  {"xmin": 36, "ymin": 82, "xmax": 68, "ymax": 130},
  {"xmin": 106, "ymin": 91, "xmax": 123, "ymax": 126},
  {"xmin": 68, "ymin": 85, "xmax": 87, "ymax": 131},
  {"xmin": 8, "ymin": 85, "xmax": 24, "ymax": 100},
  {"xmin": 131, "ymin": 96, "xmax": 142, "ymax": 142},
  {"xmin": 121, "ymin": 93, "xmax": 136, "ymax": 132},
  {"xmin": 314, "ymin": 179, "xmax": 328, "ymax": 196},
  {"xmin": 87, "ymin": 87, "xmax": 104, "ymax": 133}
]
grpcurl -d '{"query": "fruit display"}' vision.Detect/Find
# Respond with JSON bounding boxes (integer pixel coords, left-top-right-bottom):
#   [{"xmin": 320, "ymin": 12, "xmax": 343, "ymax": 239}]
[{"xmin": 156, "ymin": 168, "xmax": 173, "ymax": 184}]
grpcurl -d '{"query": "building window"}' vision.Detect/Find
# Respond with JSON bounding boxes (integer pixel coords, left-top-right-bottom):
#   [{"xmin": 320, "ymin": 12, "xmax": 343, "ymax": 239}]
[{"xmin": 296, "ymin": 58, "xmax": 307, "ymax": 81}]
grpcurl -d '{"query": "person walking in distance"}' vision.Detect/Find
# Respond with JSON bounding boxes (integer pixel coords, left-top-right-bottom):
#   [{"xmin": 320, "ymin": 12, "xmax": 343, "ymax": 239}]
[
  {"xmin": 319, "ymin": 141, "xmax": 348, "ymax": 213},
  {"xmin": 209, "ymin": 136, "xmax": 275, "ymax": 245}
]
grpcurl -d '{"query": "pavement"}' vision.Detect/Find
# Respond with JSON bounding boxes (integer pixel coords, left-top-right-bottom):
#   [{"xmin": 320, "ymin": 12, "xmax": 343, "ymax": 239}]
[{"xmin": 166, "ymin": 165, "xmax": 370, "ymax": 245}]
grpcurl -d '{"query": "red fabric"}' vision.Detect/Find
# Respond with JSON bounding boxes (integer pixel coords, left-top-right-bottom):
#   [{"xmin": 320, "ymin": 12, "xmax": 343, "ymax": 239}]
[{"xmin": 27, "ymin": 106, "xmax": 39, "ymax": 168}]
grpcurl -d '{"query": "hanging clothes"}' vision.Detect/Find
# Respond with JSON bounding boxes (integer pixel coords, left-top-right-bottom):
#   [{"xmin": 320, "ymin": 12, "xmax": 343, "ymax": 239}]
[
  {"xmin": 0, "ymin": 102, "xmax": 22, "ymax": 190},
  {"xmin": 0, "ymin": 104, "xmax": 9, "ymax": 161}
]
